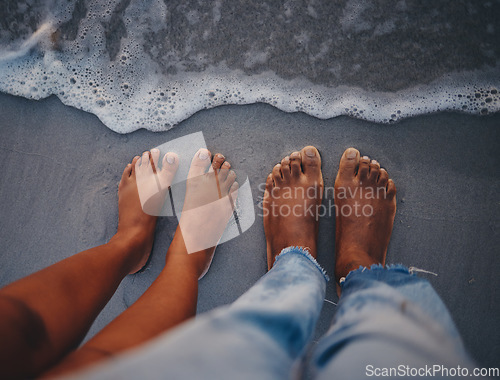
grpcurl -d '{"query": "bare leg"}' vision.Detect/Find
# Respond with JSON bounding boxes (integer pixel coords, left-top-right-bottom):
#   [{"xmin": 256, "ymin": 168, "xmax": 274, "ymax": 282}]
[
  {"xmin": 0, "ymin": 150, "xmax": 178, "ymax": 379},
  {"xmin": 43, "ymin": 149, "xmax": 238, "ymax": 378},
  {"xmin": 333, "ymin": 147, "xmax": 397, "ymax": 295}
]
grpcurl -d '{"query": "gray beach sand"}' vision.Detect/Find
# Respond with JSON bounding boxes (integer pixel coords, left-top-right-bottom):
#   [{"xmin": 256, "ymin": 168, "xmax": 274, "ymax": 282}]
[{"xmin": 0, "ymin": 92, "xmax": 498, "ymax": 368}]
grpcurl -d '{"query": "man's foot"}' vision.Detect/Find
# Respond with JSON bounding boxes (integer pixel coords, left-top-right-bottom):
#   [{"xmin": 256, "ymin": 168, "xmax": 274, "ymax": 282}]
[
  {"xmin": 173, "ymin": 149, "xmax": 238, "ymax": 278},
  {"xmin": 116, "ymin": 151, "xmax": 179, "ymax": 274},
  {"xmin": 334, "ymin": 148, "xmax": 396, "ymax": 290},
  {"xmin": 263, "ymin": 146, "xmax": 324, "ymax": 269}
]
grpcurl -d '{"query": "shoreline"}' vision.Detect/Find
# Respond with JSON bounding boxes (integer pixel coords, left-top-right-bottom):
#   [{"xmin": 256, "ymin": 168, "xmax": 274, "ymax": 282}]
[{"xmin": 0, "ymin": 92, "xmax": 498, "ymax": 367}]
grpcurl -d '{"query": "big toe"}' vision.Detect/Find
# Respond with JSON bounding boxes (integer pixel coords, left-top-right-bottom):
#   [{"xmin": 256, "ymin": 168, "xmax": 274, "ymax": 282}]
[
  {"xmin": 158, "ymin": 152, "xmax": 179, "ymax": 189},
  {"xmin": 337, "ymin": 147, "xmax": 360, "ymax": 182},
  {"xmin": 300, "ymin": 146, "xmax": 321, "ymax": 176},
  {"xmin": 188, "ymin": 148, "xmax": 212, "ymax": 178}
]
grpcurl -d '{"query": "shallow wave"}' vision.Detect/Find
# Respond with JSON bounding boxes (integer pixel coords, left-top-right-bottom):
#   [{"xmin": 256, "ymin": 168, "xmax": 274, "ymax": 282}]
[{"xmin": 0, "ymin": 0, "xmax": 498, "ymax": 133}]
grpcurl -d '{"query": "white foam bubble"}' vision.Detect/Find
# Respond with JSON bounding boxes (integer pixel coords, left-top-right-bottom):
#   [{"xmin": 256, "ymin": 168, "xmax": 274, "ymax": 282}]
[{"xmin": 0, "ymin": 0, "xmax": 498, "ymax": 134}]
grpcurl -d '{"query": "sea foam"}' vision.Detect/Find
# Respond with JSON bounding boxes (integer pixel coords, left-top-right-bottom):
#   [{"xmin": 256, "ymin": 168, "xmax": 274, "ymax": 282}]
[{"xmin": 0, "ymin": 0, "xmax": 498, "ymax": 133}]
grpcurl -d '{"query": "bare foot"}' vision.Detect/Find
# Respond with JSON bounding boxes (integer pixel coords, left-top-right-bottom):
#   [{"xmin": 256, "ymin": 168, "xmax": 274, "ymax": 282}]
[
  {"xmin": 334, "ymin": 148, "xmax": 397, "ymax": 291},
  {"xmin": 173, "ymin": 149, "xmax": 238, "ymax": 278},
  {"xmin": 263, "ymin": 146, "xmax": 324, "ymax": 269},
  {"xmin": 135, "ymin": 148, "xmax": 179, "ymax": 216},
  {"xmin": 115, "ymin": 151, "xmax": 179, "ymax": 274}
]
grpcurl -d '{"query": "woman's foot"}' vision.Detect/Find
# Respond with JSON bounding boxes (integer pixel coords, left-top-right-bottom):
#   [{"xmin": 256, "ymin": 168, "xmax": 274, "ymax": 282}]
[
  {"xmin": 135, "ymin": 148, "xmax": 179, "ymax": 216},
  {"xmin": 172, "ymin": 149, "xmax": 238, "ymax": 278},
  {"xmin": 115, "ymin": 151, "xmax": 179, "ymax": 274},
  {"xmin": 263, "ymin": 146, "xmax": 324, "ymax": 269},
  {"xmin": 334, "ymin": 148, "xmax": 397, "ymax": 290}
]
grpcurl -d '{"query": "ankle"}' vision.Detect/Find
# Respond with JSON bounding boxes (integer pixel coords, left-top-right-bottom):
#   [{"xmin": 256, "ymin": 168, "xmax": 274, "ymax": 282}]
[{"xmin": 335, "ymin": 249, "xmax": 380, "ymax": 282}]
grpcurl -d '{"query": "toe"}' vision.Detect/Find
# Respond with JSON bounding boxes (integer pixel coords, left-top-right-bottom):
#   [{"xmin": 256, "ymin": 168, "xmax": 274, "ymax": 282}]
[
  {"xmin": 229, "ymin": 181, "xmax": 239, "ymax": 203},
  {"xmin": 368, "ymin": 159, "xmax": 380, "ymax": 182},
  {"xmin": 300, "ymin": 146, "xmax": 321, "ymax": 176},
  {"xmin": 131, "ymin": 156, "xmax": 140, "ymax": 176},
  {"xmin": 337, "ymin": 148, "xmax": 360, "ymax": 181},
  {"xmin": 290, "ymin": 151, "xmax": 302, "ymax": 177},
  {"xmin": 272, "ymin": 163, "xmax": 284, "ymax": 185},
  {"xmin": 378, "ymin": 168, "xmax": 389, "ymax": 188},
  {"xmin": 162, "ymin": 152, "xmax": 179, "ymax": 169},
  {"xmin": 387, "ymin": 179, "xmax": 397, "ymax": 199},
  {"xmin": 280, "ymin": 156, "xmax": 291, "ymax": 181},
  {"xmin": 158, "ymin": 153, "xmax": 179, "ymax": 189},
  {"xmin": 150, "ymin": 149, "xmax": 160, "ymax": 172},
  {"xmin": 160, "ymin": 152, "xmax": 179, "ymax": 183},
  {"xmin": 141, "ymin": 151, "xmax": 150, "ymax": 167},
  {"xmin": 358, "ymin": 156, "xmax": 370, "ymax": 181},
  {"xmin": 188, "ymin": 148, "xmax": 211, "ymax": 179},
  {"xmin": 121, "ymin": 164, "xmax": 132, "ymax": 184},
  {"xmin": 224, "ymin": 170, "xmax": 237, "ymax": 192},
  {"xmin": 210, "ymin": 153, "xmax": 225, "ymax": 172},
  {"xmin": 218, "ymin": 161, "xmax": 231, "ymax": 182},
  {"xmin": 265, "ymin": 173, "xmax": 273, "ymax": 196}
]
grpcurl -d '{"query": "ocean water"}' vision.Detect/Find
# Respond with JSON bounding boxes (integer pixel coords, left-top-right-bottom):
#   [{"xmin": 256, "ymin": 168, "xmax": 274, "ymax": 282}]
[{"xmin": 0, "ymin": 0, "xmax": 498, "ymax": 133}]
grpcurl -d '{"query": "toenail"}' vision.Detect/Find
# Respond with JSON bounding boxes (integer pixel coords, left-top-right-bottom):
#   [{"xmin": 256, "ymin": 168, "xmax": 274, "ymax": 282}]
[
  {"xmin": 283, "ymin": 157, "xmax": 290, "ymax": 164},
  {"xmin": 166, "ymin": 154, "xmax": 175, "ymax": 164},
  {"xmin": 199, "ymin": 150, "xmax": 209, "ymax": 160},
  {"xmin": 151, "ymin": 148, "xmax": 159, "ymax": 154},
  {"xmin": 291, "ymin": 152, "xmax": 300, "ymax": 158},
  {"xmin": 216, "ymin": 153, "xmax": 225, "ymax": 160},
  {"xmin": 223, "ymin": 162, "xmax": 230, "ymax": 168},
  {"xmin": 371, "ymin": 160, "xmax": 378, "ymax": 165},
  {"xmin": 346, "ymin": 149, "xmax": 357, "ymax": 159},
  {"xmin": 363, "ymin": 156, "xmax": 369, "ymax": 160},
  {"xmin": 305, "ymin": 147, "xmax": 316, "ymax": 157}
]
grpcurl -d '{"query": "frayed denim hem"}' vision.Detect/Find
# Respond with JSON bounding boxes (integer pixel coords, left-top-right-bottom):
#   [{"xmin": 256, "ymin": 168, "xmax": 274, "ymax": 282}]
[
  {"xmin": 275, "ymin": 246, "xmax": 330, "ymax": 282},
  {"xmin": 339, "ymin": 263, "xmax": 411, "ymax": 287}
]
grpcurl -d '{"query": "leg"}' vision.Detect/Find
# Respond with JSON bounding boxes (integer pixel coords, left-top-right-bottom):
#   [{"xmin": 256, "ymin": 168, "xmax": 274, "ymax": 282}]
[
  {"xmin": 0, "ymin": 150, "xmax": 178, "ymax": 379},
  {"xmin": 43, "ymin": 149, "xmax": 239, "ymax": 377},
  {"xmin": 312, "ymin": 148, "xmax": 474, "ymax": 379},
  {"xmin": 55, "ymin": 147, "xmax": 328, "ymax": 380}
]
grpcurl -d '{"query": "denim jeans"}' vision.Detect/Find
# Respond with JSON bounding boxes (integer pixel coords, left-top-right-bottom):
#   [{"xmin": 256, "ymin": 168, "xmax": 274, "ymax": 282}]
[{"xmin": 73, "ymin": 247, "xmax": 475, "ymax": 380}]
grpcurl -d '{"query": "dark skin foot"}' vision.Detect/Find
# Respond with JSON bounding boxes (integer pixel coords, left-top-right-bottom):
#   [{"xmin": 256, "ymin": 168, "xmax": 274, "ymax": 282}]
[
  {"xmin": 263, "ymin": 146, "xmax": 324, "ymax": 269},
  {"xmin": 334, "ymin": 148, "xmax": 397, "ymax": 294}
]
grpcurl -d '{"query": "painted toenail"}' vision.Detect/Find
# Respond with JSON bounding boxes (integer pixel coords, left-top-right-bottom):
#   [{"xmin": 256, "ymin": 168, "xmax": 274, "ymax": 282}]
[
  {"xmin": 346, "ymin": 149, "xmax": 357, "ymax": 159},
  {"xmin": 166, "ymin": 154, "xmax": 175, "ymax": 164},
  {"xmin": 199, "ymin": 150, "xmax": 209, "ymax": 160},
  {"xmin": 305, "ymin": 148, "xmax": 315, "ymax": 157}
]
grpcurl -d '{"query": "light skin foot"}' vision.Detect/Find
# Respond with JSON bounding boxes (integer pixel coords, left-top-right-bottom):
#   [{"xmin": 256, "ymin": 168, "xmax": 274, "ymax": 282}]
[
  {"xmin": 334, "ymin": 148, "xmax": 397, "ymax": 293},
  {"xmin": 41, "ymin": 150, "xmax": 238, "ymax": 378},
  {"xmin": 174, "ymin": 149, "xmax": 238, "ymax": 278},
  {"xmin": 263, "ymin": 146, "xmax": 324, "ymax": 269},
  {"xmin": 134, "ymin": 148, "xmax": 179, "ymax": 216},
  {"xmin": 116, "ymin": 150, "xmax": 179, "ymax": 274},
  {"xmin": 0, "ymin": 151, "xmax": 178, "ymax": 379}
]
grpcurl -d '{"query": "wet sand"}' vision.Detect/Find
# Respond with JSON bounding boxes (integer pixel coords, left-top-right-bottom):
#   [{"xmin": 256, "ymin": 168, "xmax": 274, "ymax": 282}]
[{"xmin": 0, "ymin": 92, "xmax": 498, "ymax": 368}]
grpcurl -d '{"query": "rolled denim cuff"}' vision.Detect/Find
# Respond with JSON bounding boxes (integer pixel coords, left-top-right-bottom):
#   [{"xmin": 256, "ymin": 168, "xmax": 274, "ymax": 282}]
[
  {"xmin": 339, "ymin": 263, "xmax": 411, "ymax": 288},
  {"xmin": 274, "ymin": 246, "xmax": 330, "ymax": 282}
]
